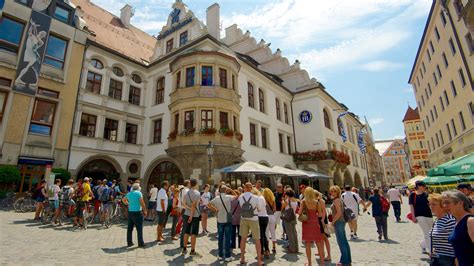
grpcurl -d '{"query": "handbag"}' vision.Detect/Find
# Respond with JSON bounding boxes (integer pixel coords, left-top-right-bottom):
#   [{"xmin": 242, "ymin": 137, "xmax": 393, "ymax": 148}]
[
  {"xmin": 407, "ymin": 193, "xmax": 417, "ymax": 222},
  {"xmin": 298, "ymin": 201, "xmax": 308, "ymax": 223}
]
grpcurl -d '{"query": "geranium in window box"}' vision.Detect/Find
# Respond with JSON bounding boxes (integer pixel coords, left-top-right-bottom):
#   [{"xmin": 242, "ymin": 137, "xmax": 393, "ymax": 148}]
[
  {"xmin": 180, "ymin": 128, "xmax": 196, "ymax": 136},
  {"xmin": 168, "ymin": 130, "xmax": 178, "ymax": 140},
  {"xmin": 200, "ymin": 127, "xmax": 217, "ymax": 136},
  {"xmin": 219, "ymin": 127, "xmax": 234, "ymax": 137},
  {"xmin": 235, "ymin": 132, "xmax": 243, "ymax": 141}
]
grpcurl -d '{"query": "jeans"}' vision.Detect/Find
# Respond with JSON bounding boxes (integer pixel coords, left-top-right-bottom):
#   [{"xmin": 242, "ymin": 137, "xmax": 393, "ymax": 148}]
[
  {"xmin": 334, "ymin": 220, "xmax": 352, "ymax": 265},
  {"xmin": 127, "ymin": 211, "xmax": 144, "ymax": 246},
  {"xmin": 217, "ymin": 222, "xmax": 232, "ymax": 258},
  {"xmin": 231, "ymin": 224, "xmax": 241, "ymax": 249},
  {"xmin": 170, "ymin": 214, "xmax": 179, "ymax": 237},
  {"xmin": 391, "ymin": 201, "xmax": 401, "ymax": 221},
  {"xmin": 417, "ymin": 216, "xmax": 434, "ymax": 252},
  {"xmin": 259, "ymin": 216, "xmax": 269, "ymax": 252},
  {"xmin": 374, "ymin": 215, "xmax": 388, "ymax": 239}
]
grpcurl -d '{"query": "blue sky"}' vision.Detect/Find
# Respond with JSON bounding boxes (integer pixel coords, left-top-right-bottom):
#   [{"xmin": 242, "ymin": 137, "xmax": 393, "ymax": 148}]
[{"xmin": 91, "ymin": 0, "xmax": 432, "ymax": 140}]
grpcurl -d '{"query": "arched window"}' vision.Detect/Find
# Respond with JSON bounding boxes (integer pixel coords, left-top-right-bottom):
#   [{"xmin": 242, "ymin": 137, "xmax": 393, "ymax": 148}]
[
  {"xmin": 323, "ymin": 109, "xmax": 331, "ymax": 129},
  {"xmin": 112, "ymin": 66, "xmax": 124, "ymax": 77},
  {"xmin": 248, "ymin": 82, "xmax": 254, "ymax": 108},
  {"xmin": 131, "ymin": 73, "xmax": 142, "ymax": 84},
  {"xmin": 258, "ymin": 88, "xmax": 265, "ymax": 113},
  {"xmin": 91, "ymin": 59, "xmax": 103, "ymax": 69}
]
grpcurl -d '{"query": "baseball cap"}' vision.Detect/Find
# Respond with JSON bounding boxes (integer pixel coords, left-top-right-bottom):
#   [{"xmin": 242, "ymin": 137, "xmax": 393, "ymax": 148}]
[
  {"xmin": 415, "ymin": 180, "xmax": 426, "ymax": 187},
  {"xmin": 84, "ymin": 177, "xmax": 90, "ymax": 181},
  {"xmin": 457, "ymin": 183, "xmax": 472, "ymax": 190}
]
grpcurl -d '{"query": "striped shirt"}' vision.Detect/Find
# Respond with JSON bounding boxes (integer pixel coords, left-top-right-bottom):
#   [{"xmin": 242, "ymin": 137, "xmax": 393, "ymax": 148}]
[{"xmin": 430, "ymin": 214, "xmax": 456, "ymax": 257}]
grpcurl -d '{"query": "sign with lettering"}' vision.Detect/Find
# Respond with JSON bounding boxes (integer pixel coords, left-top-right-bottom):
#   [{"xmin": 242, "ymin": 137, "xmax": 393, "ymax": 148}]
[
  {"xmin": 13, "ymin": 11, "xmax": 51, "ymax": 96},
  {"xmin": 158, "ymin": 17, "xmax": 192, "ymax": 40},
  {"xmin": 299, "ymin": 110, "xmax": 312, "ymax": 124}
]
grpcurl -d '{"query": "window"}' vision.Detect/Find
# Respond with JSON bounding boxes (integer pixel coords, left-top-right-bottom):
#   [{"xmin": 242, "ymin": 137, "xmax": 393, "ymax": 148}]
[
  {"xmin": 131, "ymin": 74, "xmax": 142, "ymax": 84},
  {"xmin": 458, "ymin": 68, "xmax": 466, "ymax": 87},
  {"xmin": 29, "ymin": 100, "xmax": 56, "ymax": 135},
  {"xmin": 112, "ymin": 66, "xmax": 124, "ymax": 77},
  {"xmin": 103, "ymin": 118, "xmax": 118, "ymax": 141},
  {"xmin": 434, "ymin": 105, "xmax": 438, "ymax": 118},
  {"xmin": 201, "ymin": 66, "xmax": 213, "ymax": 86},
  {"xmin": 425, "ymin": 88, "xmax": 429, "ymax": 99},
  {"xmin": 153, "ymin": 119, "xmax": 162, "ymax": 144},
  {"xmin": 439, "ymin": 130, "xmax": 444, "ymax": 145},
  {"xmin": 250, "ymin": 123, "xmax": 257, "ymax": 146},
  {"xmin": 417, "ymin": 76, "xmax": 420, "ymax": 87},
  {"xmin": 429, "ymin": 41, "xmax": 435, "ymax": 53},
  {"xmin": 283, "ymin": 103, "xmax": 289, "ymax": 124},
  {"xmin": 128, "ymin": 86, "xmax": 140, "ymax": 106},
  {"xmin": 436, "ymin": 133, "xmax": 440, "ymax": 147},
  {"xmin": 323, "ymin": 109, "xmax": 331, "ymax": 129},
  {"xmin": 37, "ymin": 87, "xmax": 59, "ymax": 98},
  {"xmin": 469, "ymin": 102, "xmax": 474, "ymax": 124},
  {"xmin": 428, "ymin": 83, "xmax": 432, "ymax": 95},
  {"xmin": 201, "ymin": 110, "xmax": 213, "ymax": 128},
  {"xmin": 175, "ymin": 71, "xmax": 181, "ymax": 89},
  {"xmin": 466, "ymin": 33, "xmax": 474, "ymax": 53},
  {"xmin": 430, "ymin": 110, "xmax": 434, "ymax": 122},
  {"xmin": 156, "ymin": 77, "xmax": 164, "ymax": 104},
  {"xmin": 179, "ymin": 31, "xmax": 188, "ymax": 47},
  {"xmin": 422, "ymin": 95, "xmax": 425, "ymax": 106},
  {"xmin": 248, "ymin": 82, "xmax": 254, "ymax": 108},
  {"xmin": 86, "ymin": 72, "xmax": 102, "ymax": 94},
  {"xmin": 185, "ymin": 67, "xmax": 195, "ymax": 87},
  {"xmin": 279, "ymin": 133, "xmax": 284, "ymax": 153},
  {"xmin": 258, "ymin": 88, "xmax": 265, "ymax": 113},
  {"xmin": 431, "ymin": 138, "xmax": 435, "ymax": 150},
  {"xmin": 337, "ymin": 118, "xmax": 343, "ymax": 136},
  {"xmin": 446, "ymin": 123, "xmax": 452, "ymax": 141},
  {"xmin": 450, "ymin": 80, "xmax": 457, "ymax": 97},
  {"xmin": 433, "ymin": 72, "xmax": 438, "ymax": 85},
  {"xmin": 54, "ymin": 6, "xmax": 70, "ymax": 23},
  {"xmin": 449, "ymin": 38, "xmax": 456, "ymax": 55},
  {"xmin": 232, "ymin": 75, "xmax": 236, "ymax": 90},
  {"xmin": 440, "ymin": 11, "xmax": 447, "ymax": 26},
  {"xmin": 426, "ymin": 49, "xmax": 431, "ymax": 61},
  {"xmin": 174, "ymin": 113, "xmax": 179, "ymax": 132},
  {"xmin": 454, "ymin": 0, "xmax": 463, "ymax": 16},
  {"xmin": 436, "ymin": 65, "xmax": 442, "ymax": 79},
  {"xmin": 91, "ymin": 59, "xmax": 103, "ymax": 69},
  {"xmin": 451, "ymin": 119, "xmax": 457, "ymax": 136},
  {"xmin": 0, "ymin": 16, "xmax": 25, "ymax": 54},
  {"xmin": 459, "ymin": 111, "xmax": 466, "ymax": 131},
  {"xmin": 442, "ymin": 53, "xmax": 449, "ymax": 68},
  {"xmin": 79, "ymin": 113, "xmax": 96, "ymax": 137},
  {"xmin": 434, "ymin": 27, "xmax": 440, "ymax": 41},
  {"xmin": 125, "ymin": 123, "xmax": 137, "ymax": 144},
  {"xmin": 426, "ymin": 116, "xmax": 430, "ymax": 127},
  {"xmin": 166, "ymin": 38, "xmax": 173, "ymax": 53},
  {"xmin": 233, "ymin": 116, "xmax": 237, "ymax": 131},
  {"xmin": 0, "ymin": 90, "xmax": 8, "ymax": 121},
  {"xmin": 44, "ymin": 35, "xmax": 67, "ymax": 69},
  {"xmin": 439, "ymin": 96, "xmax": 445, "ymax": 111},
  {"xmin": 287, "ymin": 136, "xmax": 292, "ymax": 154},
  {"xmin": 219, "ymin": 112, "xmax": 228, "ymax": 129},
  {"xmin": 419, "ymin": 101, "xmax": 422, "ymax": 112},
  {"xmin": 275, "ymin": 98, "xmax": 281, "ymax": 120},
  {"xmin": 108, "ymin": 79, "xmax": 122, "ymax": 100},
  {"xmin": 219, "ymin": 68, "xmax": 227, "ymax": 88},
  {"xmin": 184, "ymin": 111, "xmax": 194, "ymax": 130},
  {"xmin": 422, "ymin": 62, "xmax": 426, "ymax": 73},
  {"xmin": 443, "ymin": 90, "xmax": 450, "ymax": 106},
  {"xmin": 261, "ymin": 127, "xmax": 268, "ymax": 149}
]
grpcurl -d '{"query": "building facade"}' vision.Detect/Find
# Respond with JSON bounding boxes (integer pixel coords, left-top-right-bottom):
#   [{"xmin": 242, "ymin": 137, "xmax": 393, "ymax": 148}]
[
  {"xmin": 402, "ymin": 106, "xmax": 430, "ymax": 176},
  {"xmin": 0, "ymin": 0, "xmax": 87, "ymax": 192},
  {"xmin": 375, "ymin": 139, "xmax": 411, "ymax": 185},
  {"xmin": 409, "ymin": 0, "xmax": 474, "ymax": 168},
  {"xmin": 363, "ymin": 121, "xmax": 386, "ymax": 188}
]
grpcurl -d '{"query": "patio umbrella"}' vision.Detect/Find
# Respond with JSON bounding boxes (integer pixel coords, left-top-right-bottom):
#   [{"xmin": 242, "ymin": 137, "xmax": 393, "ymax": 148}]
[
  {"xmin": 406, "ymin": 175, "xmax": 426, "ymax": 188},
  {"xmin": 427, "ymin": 152, "xmax": 473, "ymax": 176},
  {"xmin": 216, "ymin": 161, "xmax": 281, "ymax": 174},
  {"xmin": 271, "ymin": 166, "xmax": 306, "ymax": 176},
  {"xmin": 443, "ymin": 152, "xmax": 474, "ymax": 176},
  {"xmin": 423, "ymin": 175, "xmax": 463, "ymax": 186}
]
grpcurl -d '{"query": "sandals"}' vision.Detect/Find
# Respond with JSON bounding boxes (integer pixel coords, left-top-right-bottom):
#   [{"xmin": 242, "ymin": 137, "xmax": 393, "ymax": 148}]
[{"xmin": 324, "ymin": 257, "xmax": 332, "ymax": 262}]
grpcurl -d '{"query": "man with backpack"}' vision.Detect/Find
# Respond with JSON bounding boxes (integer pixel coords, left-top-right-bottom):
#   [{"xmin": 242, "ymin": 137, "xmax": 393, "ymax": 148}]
[
  {"xmin": 364, "ymin": 188, "xmax": 389, "ymax": 241},
  {"xmin": 59, "ymin": 179, "xmax": 75, "ymax": 225},
  {"xmin": 48, "ymin": 179, "xmax": 62, "ymax": 224},
  {"xmin": 73, "ymin": 177, "xmax": 92, "ymax": 229},
  {"xmin": 98, "ymin": 181, "xmax": 112, "ymax": 224},
  {"xmin": 181, "ymin": 179, "xmax": 201, "ymax": 257},
  {"xmin": 239, "ymin": 182, "xmax": 262, "ymax": 266},
  {"xmin": 342, "ymin": 185, "xmax": 366, "ymax": 239}
]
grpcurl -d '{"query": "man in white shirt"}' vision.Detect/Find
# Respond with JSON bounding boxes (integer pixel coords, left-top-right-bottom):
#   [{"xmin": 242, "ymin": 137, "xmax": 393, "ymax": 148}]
[
  {"xmin": 146, "ymin": 184, "xmax": 158, "ymax": 221},
  {"xmin": 179, "ymin": 180, "xmax": 190, "ymax": 249},
  {"xmin": 239, "ymin": 182, "xmax": 262, "ymax": 265},
  {"xmin": 387, "ymin": 186, "xmax": 403, "ymax": 222},
  {"xmin": 342, "ymin": 185, "xmax": 365, "ymax": 239},
  {"xmin": 156, "ymin": 181, "xmax": 169, "ymax": 242}
]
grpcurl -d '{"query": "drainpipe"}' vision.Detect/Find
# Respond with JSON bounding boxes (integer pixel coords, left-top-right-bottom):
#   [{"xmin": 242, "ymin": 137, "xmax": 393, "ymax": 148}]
[{"xmin": 290, "ymin": 93, "xmax": 298, "ymax": 168}]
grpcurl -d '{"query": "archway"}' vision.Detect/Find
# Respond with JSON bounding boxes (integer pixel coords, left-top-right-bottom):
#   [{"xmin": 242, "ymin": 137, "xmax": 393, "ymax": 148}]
[
  {"xmin": 147, "ymin": 161, "xmax": 183, "ymax": 189},
  {"xmin": 77, "ymin": 159, "xmax": 120, "ymax": 181},
  {"xmin": 343, "ymin": 170, "xmax": 353, "ymax": 187},
  {"xmin": 333, "ymin": 171, "xmax": 343, "ymax": 187},
  {"xmin": 354, "ymin": 171, "xmax": 363, "ymax": 188}
]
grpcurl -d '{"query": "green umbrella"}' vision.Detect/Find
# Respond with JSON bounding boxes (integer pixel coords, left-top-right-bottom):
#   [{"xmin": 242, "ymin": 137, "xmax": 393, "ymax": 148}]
[
  {"xmin": 444, "ymin": 152, "xmax": 474, "ymax": 175},
  {"xmin": 427, "ymin": 152, "xmax": 473, "ymax": 176},
  {"xmin": 423, "ymin": 175, "xmax": 463, "ymax": 185}
]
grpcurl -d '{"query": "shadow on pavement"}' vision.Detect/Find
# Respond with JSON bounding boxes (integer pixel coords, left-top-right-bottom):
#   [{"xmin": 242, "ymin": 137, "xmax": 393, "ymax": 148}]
[
  {"xmin": 102, "ymin": 245, "xmax": 132, "ymax": 254},
  {"xmin": 12, "ymin": 219, "xmax": 38, "ymax": 225},
  {"xmin": 166, "ymin": 255, "xmax": 193, "ymax": 265},
  {"xmin": 381, "ymin": 239, "xmax": 400, "ymax": 244},
  {"xmin": 163, "ymin": 247, "xmax": 183, "ymax": 257},
  {"xmin": 281, "ymin": 252, "xmax": 300, "ymax": 262}
]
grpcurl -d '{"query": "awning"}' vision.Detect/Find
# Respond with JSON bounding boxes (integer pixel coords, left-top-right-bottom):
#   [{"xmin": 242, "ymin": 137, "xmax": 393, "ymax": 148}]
[
  {"xmin": 215, "ymin": 161, "xmax": 280, "ymax": 174},
  {"xmin": 298, "ymin": 170, "xmax": 331, "ymax": 179},
  {"xmin": 271, "ymin": 166, "xmax": 306, "ymax": 176},
  {"xmin": 18, "ymin": 156, "xmax": 54, "ymax": 166}
]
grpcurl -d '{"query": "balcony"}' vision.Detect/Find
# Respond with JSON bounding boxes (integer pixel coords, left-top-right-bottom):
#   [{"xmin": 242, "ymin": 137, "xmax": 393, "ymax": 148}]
[
  {"xmin": 167, "ymin": 129, "xmax": 242, "ymax": 149},
  {"xmin": 169, "ymin": 86, "xmax": 240, "ymax": 107}
]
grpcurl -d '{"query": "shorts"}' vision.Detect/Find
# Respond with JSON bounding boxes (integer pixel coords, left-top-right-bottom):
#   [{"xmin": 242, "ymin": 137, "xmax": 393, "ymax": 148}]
[
  {"xmin": 240, "ymin": 219, "xmax": 260, "ymax": 240},
  {"xmin": 182, "ymin": 214, "xmax": 200, "ymax": 236},
  {"xmin": 75, "ymin": 201, "xmax": 85, "ymax": 218},
  {"xmin": 148, "ymin": 201, "xmax": 157, "ymax": 210},
  {"xmin": 94, "ymin": 200, "xmax": 101, "ymax": 212},
  {"xmin": 49, "ymin": 200, "xmax": 59, "ymax": 210},
  {"xmin": 101, "ymin": 202, "xmax": 111, "ymax": 213},
  {"xmin": 157, "ymin": 211, "xmax": 167, "ymax": 226}
]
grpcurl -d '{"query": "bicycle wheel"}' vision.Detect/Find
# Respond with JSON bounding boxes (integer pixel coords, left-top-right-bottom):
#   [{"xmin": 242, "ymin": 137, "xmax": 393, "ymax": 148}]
[
  {"xmin": 14, "ymin": 198, "xmax": 24, "ymax": 212},
  {"xmin": 20, "ymin": 201, "xmax": 30, "ymax": 213}
]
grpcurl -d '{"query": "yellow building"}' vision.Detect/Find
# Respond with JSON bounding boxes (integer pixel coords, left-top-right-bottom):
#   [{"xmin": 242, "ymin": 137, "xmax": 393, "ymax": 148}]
[
  {"xmin": 402, "ymin": 106, "xmax": 430, "ymax": 176},
  {"xmin": 0, "ymin": 1, "xmax": 87, "ymax": 192},
  {"xmin": 375, "ymin": 139, "xmax": 411, "ymax": 185},
  {"xmin": 408, "ymin": 0, "xmax": 474, "ymax": 168}
]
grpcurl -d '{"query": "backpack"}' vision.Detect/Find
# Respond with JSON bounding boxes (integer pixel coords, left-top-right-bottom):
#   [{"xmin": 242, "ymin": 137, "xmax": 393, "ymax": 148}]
[
  {"xmin": 241, "ymin": 195, "xmax": 256, "ymax": 218},
  {"xmin": 75, "ymin": 183, "xmax": 84, "ymax": 200},
  {"xmin": 47, "ymin": 186, "xmax": 55, "ymax": 198},
  {"xmin": 99, "ymin": 187, "xmax": 111, "ymax": 202},
  {"xmin": 342, "ymin": 201, "xmax": 356, "ymax": 221},
  {"xmin": 265, "ymin": 200, "xmax": 274, "ymax": 215},
  {"xmin": 59, "ymin": 186, "xmax": 72, "ymax": 203},
  {"xmin": 381, "ymin": 196, "xmax": 390, "ymax": 213},
  {"xmin": 281, "ymin": 200, "xmax": 296, "ymax": 222}
]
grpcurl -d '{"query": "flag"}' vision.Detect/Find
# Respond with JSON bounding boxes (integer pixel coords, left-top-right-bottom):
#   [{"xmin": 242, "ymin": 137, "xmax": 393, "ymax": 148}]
[
  {"xmin": 358, "ymin": 129, "xmax": 366, "ymax": 154},
  {"xmin": 337, "ymin": 112, "xmax": 349, "ymax": 142}
]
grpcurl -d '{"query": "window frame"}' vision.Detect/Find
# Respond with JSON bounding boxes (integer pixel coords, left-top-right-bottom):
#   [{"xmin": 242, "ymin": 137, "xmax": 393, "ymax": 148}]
[
  {"xmin": 261, "ymin": 127, "xmax": 268, "ymax": 149},
  {"xmin": 219, "ymin": 111, "xmax": 229, "ymax": 129},
  {"xmin": 125, "ymin": 123, "xmax": 138, "ymax": 144},
  {"xmin": 185, "ymin": 67, "xmax": 195, "ymax": 87},
  {"xmin": 91, "ymin": 59, "xmax": 103, "ymax": 69},
  {"xmin": 155, "ymin": 77, "xmax": 165, "ymax": 105},
  {"xmin": 0, "ymin": 89, "xmax": 9, "ymax": 122},
  {"xmin": 79, "ymin": 113, "xmax": 97, "ymax": 137},
  {"xmin": 258, "ymin": 88, "xmax": 265, "ymax": 113},
  {"xmin": 458, "ymin": 68, "xmax": 466, "ymax": 87},
  {"xmin": 179, "ymin": 31, "xmax": 188, "ymax": 47},
  {"xmin": 201, "ymin": 110, "xmax": 213, "ymax": 129},
  {"xmin": 250, "ymin": 123, "xmax": 257, "ymax": 146},
  {"xmin": 283, "ymin": 103, "xmax": 289, "ymax": 124},
  {"xmin": 201, "ymin": 66, "xmax": 213, "ymax": 86},
  {"xmin": 108, "ymin": 79, "xmax": 123, "ymax": 100},
  {"xmin": 184, "ymin": 110, "xmax": 194, "ymax": 130},
  {"xmin": 248, "ymin": 82, "xmax": 254, "ymax": 108},
  {"xmin": 153, "ymin": 119, "xmax": 162, "ymax": 144},
  {"xmin": 219, "ymin": 68, "xmax": 228, "ymax": 88},
  {"xmin": 43, "ymin": 34, "xmax": 68, "ymax": 69},
  {"xmin": 29, "ymin": 99, "xmax": 57, "ymax": 136},
  {"xmin": 128, "ymin": 86, "xmax": 141, "ymax": 106},
  {"xmin": 0, "ymin": 15, "xmax": 26, "ymax": 54},
  {"xmin": 103, "ymin": 118, "xmax": 118, "ymax": 141},
  {"xmin": 323, "ymin": 109, "xmax": 331, "ymax": 130},
  {"xmin": 112, "ymin": 66, "xmax": 124, "ymax": 77},
  {"xmin": 166, "ymin": 38, "xmax": 174, "ymax": 53},
  {"xmin": 275, "ymin": 98, "xmax": 281, "ymax": 121}
]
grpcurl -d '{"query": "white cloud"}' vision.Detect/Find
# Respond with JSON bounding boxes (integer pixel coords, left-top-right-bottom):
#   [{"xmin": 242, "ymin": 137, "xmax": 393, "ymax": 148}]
[
  {"xmin": 403, "ymin": 87, "xmax": 414, "ymax": 94},
  {"xmin": 369, "ymin": 117, "xmax": 385, "ymax": 125},
  {"xmin": 360, "ymin": 60, "xmax": 404, "ymax": 72}
]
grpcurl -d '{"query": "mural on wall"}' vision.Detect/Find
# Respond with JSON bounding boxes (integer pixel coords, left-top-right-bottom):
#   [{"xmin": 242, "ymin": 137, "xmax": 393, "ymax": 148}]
[{"xmin": 13, "ymin": 10, "xmax": 51, "ymax": 96}]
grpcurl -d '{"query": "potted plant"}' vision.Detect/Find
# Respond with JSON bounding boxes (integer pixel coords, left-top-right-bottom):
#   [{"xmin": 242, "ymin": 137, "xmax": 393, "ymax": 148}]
[
  {"xmin": 180, "ymin": 127, "xmax": 196, "ymax": 136},
  {"xmin": 168, "ymin": 130, "xmax": 178, "ymax": 140},
  {"xmin": 200, "ymin": 127, "xmax": 217, "ymax": 136},
  {"xmin": 219, "ymin": 127, "xmax": 234, "ymax": 137}
]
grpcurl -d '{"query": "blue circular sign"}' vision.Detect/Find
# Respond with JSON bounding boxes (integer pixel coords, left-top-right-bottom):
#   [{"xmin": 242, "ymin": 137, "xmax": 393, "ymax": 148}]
[{"xmin": 299, "ymin": 110, "xmax": 312, "ymax": 124}]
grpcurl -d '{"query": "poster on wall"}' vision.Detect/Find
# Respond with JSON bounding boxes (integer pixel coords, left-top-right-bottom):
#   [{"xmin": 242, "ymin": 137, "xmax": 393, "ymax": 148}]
[{"xmin": 13, "ymin": 10, "xmax": 51, "ymax": 96}]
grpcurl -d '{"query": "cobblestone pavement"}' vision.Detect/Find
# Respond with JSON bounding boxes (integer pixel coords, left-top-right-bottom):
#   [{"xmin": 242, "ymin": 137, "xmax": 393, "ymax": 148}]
[{"xmin": 0, "ymin": 199, "xmax": 430, "ymax": 265}]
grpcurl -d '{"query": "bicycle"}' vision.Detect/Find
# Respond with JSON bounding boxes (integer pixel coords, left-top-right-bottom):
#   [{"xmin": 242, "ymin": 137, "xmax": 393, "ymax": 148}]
[
  {"xmin": 82, "ymin": 201, "xmax": 94, "ymax": 229},
  {"xmin": 41, "ymin": 201, "xmax": 54, "ymax": 225},
  {"xmin": 110, "ymin": 198, "xmax": 126, "ymax": 225},
  {"xmin": 15, "ymin": 192, "xmax": 36, "ymax": 213},
  {"xmin": 0, "ymin": 192, "xmax": 16, "ymax": 210},
  {"xmin": 58, "ymin": 200, "xmax": 76, "ymax": 226}
]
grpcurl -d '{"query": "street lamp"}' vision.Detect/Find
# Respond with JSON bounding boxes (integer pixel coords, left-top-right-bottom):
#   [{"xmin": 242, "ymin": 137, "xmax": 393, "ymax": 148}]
[{"xmin": 206, "ymin": 141, "xmax": 215, "ymax": 180}]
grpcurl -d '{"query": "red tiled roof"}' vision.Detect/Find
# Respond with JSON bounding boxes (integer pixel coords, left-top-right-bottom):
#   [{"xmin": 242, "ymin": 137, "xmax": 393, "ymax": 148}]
[
  {"xmin": 402, "ymin": 106, "xmax": 420, "ymax": 122},
  {"xmin": 71, "ymin": 0, "xmax": 156, "ymax": 63}
]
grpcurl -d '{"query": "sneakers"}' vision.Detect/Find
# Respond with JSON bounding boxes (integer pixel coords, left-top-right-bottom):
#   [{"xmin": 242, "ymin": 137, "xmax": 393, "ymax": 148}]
[
  {"xmin": 189, "ymin": 250, "xmax": 202, "ymax": 257},
  {"xmin": 181, "ymin": 248, "xmax": 187, "ymax": 255},
  {"xmin": 219, "ymin": 257, "xmax": 224, "ymax": 261},
  {"xmin": 353, "ymin": 234, "xmax": 359, "ymax": 239},
  {"xmin": 225, "ymin": 257, "xmax": 232, "ymax": 262},
  {"xmin": 378, "ymin": 234, "xmax": 382, "ymax": 241}
]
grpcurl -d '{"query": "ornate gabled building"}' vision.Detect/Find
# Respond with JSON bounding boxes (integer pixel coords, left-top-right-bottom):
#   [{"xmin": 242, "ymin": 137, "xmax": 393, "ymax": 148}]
[
  {"xmin": 402, "ymin": 106, "xmax": 430, "ymax": 176},
  {"xmin": 363, "ymin": 120, "xmax": 386, "ymax": 188},
  {"xmin": 375, "ymin": 139, "xmax": 411, "ymax": 185}
]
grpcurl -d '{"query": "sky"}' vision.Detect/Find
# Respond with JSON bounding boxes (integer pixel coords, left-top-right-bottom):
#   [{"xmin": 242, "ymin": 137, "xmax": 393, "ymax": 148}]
[{"xmin": 89, "ymin": 0, "xmax": 433, "ymax": 141}]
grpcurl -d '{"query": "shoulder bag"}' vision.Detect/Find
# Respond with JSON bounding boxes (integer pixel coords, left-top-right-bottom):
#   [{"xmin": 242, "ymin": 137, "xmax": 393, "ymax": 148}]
[{"xmin": 298, "ymin": 200, "xmax": 308, "ymax": 223}]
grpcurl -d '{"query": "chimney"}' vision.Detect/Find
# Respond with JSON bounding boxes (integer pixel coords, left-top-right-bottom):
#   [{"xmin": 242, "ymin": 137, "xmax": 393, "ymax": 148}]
[
  {"xmin": 206, "ymin": 3, "xmax": 220, "ymax": 40},
  {"xmin": 120, "ymin": 4, "xmax": 134, "ymax": 28}
]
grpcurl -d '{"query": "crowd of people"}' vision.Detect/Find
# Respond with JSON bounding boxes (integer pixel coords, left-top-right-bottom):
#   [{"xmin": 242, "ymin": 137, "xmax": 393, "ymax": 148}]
[{"xmin": 28, "ymin": 176, "xmax": 474, "ymax": 265}]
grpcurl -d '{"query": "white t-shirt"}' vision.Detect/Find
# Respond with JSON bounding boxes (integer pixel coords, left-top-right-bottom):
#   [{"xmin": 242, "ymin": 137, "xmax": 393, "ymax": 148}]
[
  {"xmin": 387, "ymin": 188, "xmax": 401, "ymax": 202},
  {"xmin": 156, "ymin": 188, "xmax": 168, "ymax": 212},
  {"xmin": 257, "ymin": 195, "xmax": 268, "ymax": 217},
  {"xmin": 239, "ymin": 192, "xmax": 260, "ymax": 221},
  {"xmin": 201, "ymin": 191, "xmax": 211, "ymax": 206},
  {"xmin": 50, "ymin": 185, "xmax": 60, "ymax": 200},
  {"xmin": 209, "ymin": 193, "xmax": 233, "ymax": 223},
  {"xmin": 178, "ymin": 188, "xmax": 189, "ymax": 210},
  {"xmin": 149, "ymin": 187, "xmax": 158, "ymax": 202},
  {"xmin": 342, "ymin": 191, "xmax": 362, "ymax": 213}
]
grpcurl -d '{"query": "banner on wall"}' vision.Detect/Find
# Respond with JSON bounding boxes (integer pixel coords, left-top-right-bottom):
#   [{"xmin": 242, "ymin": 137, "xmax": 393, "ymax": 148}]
[{"xmin": 13, "ymin": 10, "xmax": 51, "ymax": 96}]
